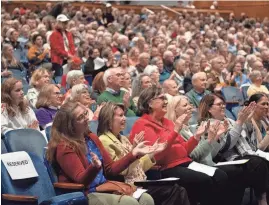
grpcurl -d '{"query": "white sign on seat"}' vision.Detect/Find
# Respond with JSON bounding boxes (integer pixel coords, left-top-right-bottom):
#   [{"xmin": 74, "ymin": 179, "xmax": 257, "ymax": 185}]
[{"xmin": 1, "ymin": 151, "xmax": 38, "ymax": 180}]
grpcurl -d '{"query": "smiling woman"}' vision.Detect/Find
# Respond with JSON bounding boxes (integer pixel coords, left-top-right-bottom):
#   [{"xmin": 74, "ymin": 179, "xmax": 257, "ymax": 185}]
[
  {"xmin": 98, "ymin": 102, "xmax": 191, "ymax": 205},
  {"xmin": 129, "ymin": 86, "xmax": 229, "ymax": 205},
  {"xmin": 35, "ymin": 84, "xmax": 63, "ymax": 129}
]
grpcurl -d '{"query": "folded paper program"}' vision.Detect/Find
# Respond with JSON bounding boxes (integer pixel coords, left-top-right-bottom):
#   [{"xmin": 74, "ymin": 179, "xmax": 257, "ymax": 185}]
[{"xmin": 1, "ymin": 151, "xmax": 38, "ymax": 180}]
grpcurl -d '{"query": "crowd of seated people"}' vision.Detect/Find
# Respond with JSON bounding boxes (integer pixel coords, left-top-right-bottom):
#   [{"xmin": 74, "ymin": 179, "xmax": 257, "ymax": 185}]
[{"xmin": 1, "ymin": 1, "xmax": 269, "ymax": 205}]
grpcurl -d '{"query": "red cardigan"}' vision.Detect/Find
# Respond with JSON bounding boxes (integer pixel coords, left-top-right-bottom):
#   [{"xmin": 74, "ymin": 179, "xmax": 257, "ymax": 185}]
[
  {"xmin": 50, "ymin": 29, "xmax": 75, "ymax": 65},
  {"xmin": 129, "ymin": 114, "xmax": 198, "ymax": 170},
  {"xmin": 55, "ymin": 132, "xmax": 137, "ymax": 190}
]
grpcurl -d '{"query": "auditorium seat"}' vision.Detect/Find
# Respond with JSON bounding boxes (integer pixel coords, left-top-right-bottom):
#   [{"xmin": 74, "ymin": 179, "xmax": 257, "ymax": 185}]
[
  {"xmin": 225, "ymin": 109, "xmax": 235, "ymax": 120},
  {"xmin": 45, "ymin": 126, "xmax": 52, "ymax": 141},
  {"xmin": 232, "ymin": 106, "xmax": 243, "ymax": 120},
  {"xmin": 222, "ymin": 86, "xmax": 244, "ymax": 111},
  {"xmin": 1, "ymin": 152, "xmax": 88, "ymax": 205},
  {"xmin": 3, "ymin": 129, "xmax": 47, "ymax": 160},
  {"xmin": 1, "ymin": 139, "xmax": 7, "ymax": 154}
]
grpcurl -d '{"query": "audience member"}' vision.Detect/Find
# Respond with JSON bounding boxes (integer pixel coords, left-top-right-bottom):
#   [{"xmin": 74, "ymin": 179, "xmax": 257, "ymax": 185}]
[
  {"xmin": 26, "ymin": 68, "xmax": 50, "ymax": 108},
  {"xmin": 186, "ymin": 72, "xmax": 211, "ymax": 108},
  {"xmin": 129, "ymin": 86, "xmax": 225, "ymax": 205},
  {"xmin": 35, "ymin": 84, "xmax": 62, "ymax": 128},
  {"xmin": 1, "ymin": 78, "xmax": 39, "ymax": 134},
  {"xmin": 98, "ymin": 102, "xmax": 191, "ymax": 205},
  {"xmin": 97, "ymin": 68, "xmax": 137, "ymax": 117},
  {"xmin": 46, "ymin": 101, "xmax": 156, "ymax": 205},
  {"xmin": 247, "ymin": 70, "xmax": 269, "ymax": 97}
]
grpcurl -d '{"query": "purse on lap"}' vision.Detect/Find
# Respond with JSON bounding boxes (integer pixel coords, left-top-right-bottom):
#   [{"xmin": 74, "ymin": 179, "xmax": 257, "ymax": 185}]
[{"xmin": 96, "ymin": 181, "xmax": 137, "ymax": 196}]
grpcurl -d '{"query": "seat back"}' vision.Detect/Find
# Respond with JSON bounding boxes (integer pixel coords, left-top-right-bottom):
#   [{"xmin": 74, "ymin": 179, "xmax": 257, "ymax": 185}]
[
  {"xmin": 241, "ymin": 86, "xmax": 249, "ymax": 100},
  {"xmin": 221, "ymin": 86, "xmax": 244, "ymax": 105},
  {"xmin": 232, "ymin": 106, "xmax": 243, "ymax": 120},
  {"xmin": 1, "ymin": 139, "xmax": 7, "ymax": 154},
  {"xmin": 225, "ymin": 109, "xmax": 235, "ymax": 120},
  {"xmin": 89, "ymin": 120, "xmax": 99, "ymax": 135},
  {"xmin": 1, "ymin": 152, "xmax": 56, "ymax": 204},
  {"xmin": 4, "ymin": 129, "xmax": 47, "ymax": 160},
  {"xmin": 121, "ymin": 117, "xmax": 139, "ymax": 137},
  {"xmin": 45, "ymin": 126, "xmax": 52, "ymax": 141}
]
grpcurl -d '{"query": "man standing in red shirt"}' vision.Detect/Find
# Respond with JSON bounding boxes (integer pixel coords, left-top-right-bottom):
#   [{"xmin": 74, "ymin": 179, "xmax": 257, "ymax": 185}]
[{"xmin": 50, "ymin": 14, "xmax": 75, "ymax": 84}]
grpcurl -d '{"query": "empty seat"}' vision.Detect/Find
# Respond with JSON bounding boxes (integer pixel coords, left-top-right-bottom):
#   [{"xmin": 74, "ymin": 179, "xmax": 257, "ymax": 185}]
[
  {"xmin": 1, "ymin": 152, "xmax": 88, "ymax": 205},
  {"xmin": 222, "ymin": 86, "xmax": 244, "ymax": 105},
  {"xmin": 4, "ymin": 129, "xmax": 47, "ymax": 160},
  {"xmin": 225, "ymin": 109, "xmax": 235, "ymax": 120},
  {"xmin": 232, "ymin": 106, "xmax": 243, "ymax": 120}
]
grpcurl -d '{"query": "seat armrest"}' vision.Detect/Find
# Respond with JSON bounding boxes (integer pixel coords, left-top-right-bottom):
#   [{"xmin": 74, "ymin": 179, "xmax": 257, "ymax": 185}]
[
  {"xmin": 2, "ymin": 194, "xmax": 38, "ymax": 202},
  {"xmin": 150, "ymin": 165, "xmax": 161, "ymax": 171},
  {"xmin": 54, "ymin": 182, "xmax": 85, "ymax": 190}
]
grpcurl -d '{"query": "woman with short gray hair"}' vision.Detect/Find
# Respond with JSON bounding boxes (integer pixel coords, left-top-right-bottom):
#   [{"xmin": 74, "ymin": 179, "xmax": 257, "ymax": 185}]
[
  {"xmin": 131, "ymin": 74, "xmax": 152, "ymax": 106},
  {"xmin": 69, "ymin": 84, "xmax": 101, "ymax": 121},
  {"xmin": 144, "ymin": 65, "xmax": 160, "ymax": 86}
]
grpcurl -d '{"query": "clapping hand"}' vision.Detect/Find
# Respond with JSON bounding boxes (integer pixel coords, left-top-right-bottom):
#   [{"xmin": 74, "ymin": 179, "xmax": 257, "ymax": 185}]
[
  {"xmin": 132, "ymin": 141, "xmax": 156, "ymax": 158},
  {"xmin": 90, "ymin": 152, "xmax": 102, "ymax": 168},
  {"xmin": 195, "ymin": 121, "xmax": 210, "ymax": 140},
  {"xmin": 207, "ymin": 121, "xmax": 220, "ymax": 143},
  {"xmin": 237, "ymin": 102, "xmax": 256, "ymax": 125},
  {"xmin": 152, "ymin": 138, "xmax": 168, "ymax": 154},
  {"xmin": 132, "ymin": 131, "xmax": 144, "ymax": 149},
  {"xmin": 216, "ymin": 119, "xmax": 229, "ymax": 140},
  {"xmin": 174, "ymin": 110, "xmax": 192, "ymax": 132}
]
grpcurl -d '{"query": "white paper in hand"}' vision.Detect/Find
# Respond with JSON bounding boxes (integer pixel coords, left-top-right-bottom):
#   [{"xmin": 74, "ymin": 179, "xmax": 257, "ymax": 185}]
[
  {"xmin": 188, "ymin": 161, "xmax": 216, "ymax": 177},
  {"xmin": 1, "ymin": 151, "xmax": 38, "ymax": 180},
  {"xmin": 133, "ymin": 188, "xmax": 148, "ymax": 200},
  {"xmin": 94, "ymin": 57, "xmax": 105, "ymax": 70}
]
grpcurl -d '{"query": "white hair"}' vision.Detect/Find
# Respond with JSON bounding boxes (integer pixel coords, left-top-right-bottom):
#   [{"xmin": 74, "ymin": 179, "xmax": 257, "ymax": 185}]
[
  {"xmin": 192, "ymin": 72, "xmax": 206, "ymax": 84},
  {"xmin": 70, "ymin": 84, "xmax": 88, "ymax": 101},
  {"xmin": 66, "ymin": 70, "xmax": 84, "ymax": 85},
  {"xmin": 103, "ymin": 68, "xmax": 114, "ymax": 86},
  {"xmin": 144, "ymin": 65, "xmax": 158, "ymax": 76}
]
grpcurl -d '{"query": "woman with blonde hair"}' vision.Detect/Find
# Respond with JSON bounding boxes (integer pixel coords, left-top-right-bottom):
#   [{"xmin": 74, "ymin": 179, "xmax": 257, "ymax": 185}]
[
  {"xmin": 1, "ymin": 43, "xmax": 28, "ymax": 93},
  {"xmin": 35, "ymin": 84, "xmax": 63, "ymax": 129},
  {"xmin": 46, "ymin": 101, "xmax": 157, "ymax": 205},
  {"xmin": 26, "ymin": 68, "xmax": 51, "ymax": 108},
  {"xmin": 1, "ymin": 78, "xmax": 39, "ymax": 134},
  {"xmin": 98, "ymin": 102, "xmax": 191, "ymax": 205}
]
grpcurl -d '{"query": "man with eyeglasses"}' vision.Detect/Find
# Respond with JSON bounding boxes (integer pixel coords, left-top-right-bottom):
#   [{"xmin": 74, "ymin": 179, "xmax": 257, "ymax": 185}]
[{"xmin": 97, "ymin": 68, "xmax": 137, "ymax": 117}]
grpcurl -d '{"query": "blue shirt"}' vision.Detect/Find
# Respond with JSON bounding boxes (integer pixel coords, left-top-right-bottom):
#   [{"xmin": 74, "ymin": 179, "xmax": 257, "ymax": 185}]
[
  {"xmin": 85, "ymin": 137, "xmax": 107, "ymax": 192},
  {"xmin": 234, "ymin": 74, "xmax": 250, "ymax": 87},
  {"xmin": 159, "ymin": 70, "xmax": 170, "ymax": 84}
]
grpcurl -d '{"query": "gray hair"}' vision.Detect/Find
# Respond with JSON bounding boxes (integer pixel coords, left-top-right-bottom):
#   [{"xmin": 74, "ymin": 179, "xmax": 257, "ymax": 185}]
[
  {"xmin": 191, "ymin": 72, "xmax": 207, "ymax": 84},
  {"xmin": 103, "ymin": 68, "xmax": 115, "ymax": 86},
  {"xmin": 132, "ymin": 74, "xmax": 151, "ymax": 98},
  {"xmin": 66, "ymin": 70, "xmax": 84, "ymax": 86},
  {"xmin": 144, "ymin": 65, "xmax": 158, "ymax": 76},
  {"xmin": 70, "ymin": 84, "xmax": 88, "ymax": 101}
]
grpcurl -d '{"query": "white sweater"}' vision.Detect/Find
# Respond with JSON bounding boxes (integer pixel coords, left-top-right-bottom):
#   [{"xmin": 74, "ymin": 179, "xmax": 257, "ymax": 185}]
[{"xmin": 1, "ymin": 103, "xmax": 39, "ymax": 134}]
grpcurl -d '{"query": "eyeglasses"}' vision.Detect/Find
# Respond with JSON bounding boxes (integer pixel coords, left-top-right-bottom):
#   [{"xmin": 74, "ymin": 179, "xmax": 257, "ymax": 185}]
[
  {"xmin": 76, "ymin": 110, "xmax": 89, "ymax": 121},
  {"xmin": 212, "ymin": 102, "xmax": 225, "ymax": 107},
  {"xmin": 151, "ymin": 94, "xmax": 167, "ymax": 101}
]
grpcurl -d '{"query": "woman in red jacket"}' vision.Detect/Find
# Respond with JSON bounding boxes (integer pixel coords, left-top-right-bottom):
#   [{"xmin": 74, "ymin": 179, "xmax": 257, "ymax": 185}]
[
  {"xmin": 46, "ymin": 101, "xmax": 156, "ymax": 205},
  {"xmin": 129, "ymin": 86, "xmax": 229, "ymax": 205}
]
